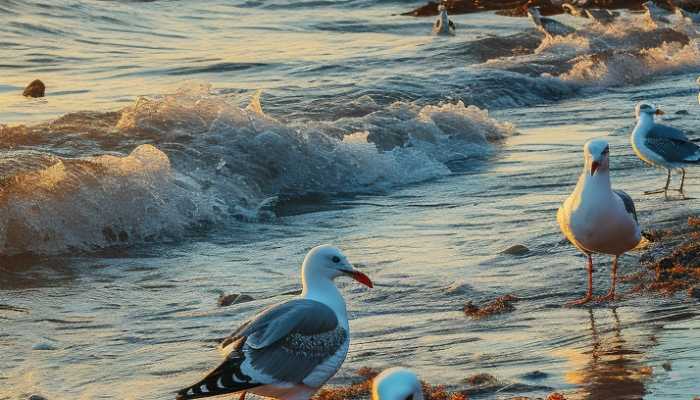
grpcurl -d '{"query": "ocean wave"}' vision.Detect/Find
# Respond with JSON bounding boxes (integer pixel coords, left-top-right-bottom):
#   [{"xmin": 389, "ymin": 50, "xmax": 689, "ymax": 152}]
[{"xmin": 0, "ymin": 85, "xmax": 515, "ymax": 255}]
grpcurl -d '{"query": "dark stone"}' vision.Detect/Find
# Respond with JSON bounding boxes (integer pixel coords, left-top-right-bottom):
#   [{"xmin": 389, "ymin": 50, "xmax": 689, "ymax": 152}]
[
  {"xmin": 501, "ymin": 244, "xmax": 529, "ymax": 255},
  {"xmin": 676, "ymin": 110, "xmax": 690, "ymax": 115},
  {"xmin": 23, "ymin": 79, "xmax": 45, "ymax": 98},
  {"xmin": 522, "ymin": 370, "xmax": 549, "ymax": 380},
  {"xmin": 217, "ymin": 293, "xmax": 254, "ymax": 307},
  {"xmin": 29, "ymin": 395, "xmax": 48, "ymax": 400}
]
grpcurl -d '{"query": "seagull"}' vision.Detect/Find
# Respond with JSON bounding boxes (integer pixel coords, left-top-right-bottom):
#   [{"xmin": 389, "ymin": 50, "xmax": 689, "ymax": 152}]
[
  {"xmin": 176, "ymin": 245, "xmax": 373, "ymax": 400},
  {"xmin": 372, "ymin": 368, "xmax": 424, "ymax": 400},
  {"xmin": 433, "ymin": 2, "xmax": 456, "ymax": 35},
  {"xmin": 562, "ymin": 3, "xmax": 618, "ymax": 23},
  {"xmin": 562, "ymin": 3, "xmax": 586, "ymax": 17},
  {"xmin": 630, "ymin": 102, "xmax": 700, "ymax": 199},
  {"xmin": 676, "ymin": 7, "xmax": 700, "ymax": 24},
  {"xmin": 527, "ymin": 6, "xmax": 576, "ymax": 39},
  {"xmin": 557, "ymin": 139, "xmax": 642, "ymax": 305},
  {"xmin": 643, "ymin": 0, "xmax": 671, "ymax": 25}
]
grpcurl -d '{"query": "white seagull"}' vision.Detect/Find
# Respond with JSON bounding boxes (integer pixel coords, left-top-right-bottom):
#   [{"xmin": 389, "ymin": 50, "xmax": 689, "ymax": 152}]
[
  {"xmin": 176, "ymin": 245, "xmax": 373, "ymax": 400},
  {"xmin": 562, "ymin": 3, "xmax": 618, "ymax": 23},
  {"xmin": 527, "ymin": 6, "xmax": 576, "ymax": 39},
  {"xmin": 372, "ymin": 368, "xmax": 424, "ymax": 400},
  {"xmin": 677, "ymin": 7, "xmax": 700, "ymax": 24},
  {"xmin": 630, "ymin": 102, "xmax": 700, "ymax": 199},
  {"xmin": 643, "ymin": 1, "xmax": 671, "ymax": 26},
  {"xmin": 433, "ymin": 3, "xmax": 456, "ymax": 35},
  {"xmin": 557, "ymin": 139, "xmax": 641, "ymax": 305}
]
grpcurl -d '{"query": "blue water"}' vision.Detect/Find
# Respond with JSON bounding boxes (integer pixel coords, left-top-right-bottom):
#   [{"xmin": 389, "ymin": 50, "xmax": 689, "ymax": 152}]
[{"xmin": 2, "ymin": 1, "xmax": 700, "ymax": 399}]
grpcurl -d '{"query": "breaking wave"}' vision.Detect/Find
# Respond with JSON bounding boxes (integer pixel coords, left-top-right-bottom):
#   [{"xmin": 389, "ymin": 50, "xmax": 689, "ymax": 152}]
[{"xmin": 0, "ymin": 85, "xmax": 515, "ymax": 255}]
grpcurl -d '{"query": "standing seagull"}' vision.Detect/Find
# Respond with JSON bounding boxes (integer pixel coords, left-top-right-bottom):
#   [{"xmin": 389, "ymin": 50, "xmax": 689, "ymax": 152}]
[
  {"xmin": 527, "ymin": 6, "xmax": 576, "ymax": 39},
  {"xmin": 176, "ymin": 245, "xmax": 373, "ymax": 400},
  {"xmin": 630, "ymin": 102, "xmax": 700, "ymax": 199},
  {"xmin": 372, "ymin": 368, "xmax": 424, "ymax": 400},
  {"xmin": 643, "ymin": 1, "xmax": 671, "ymax": 26},
  {"xmin": 433, "ymin": 2, "xmax": 456, "ymax": 35},
  {"xmin": 676, "ymin": 7, "xmax": 700, "ymax": 23},
  {"xmin": 557, "ymin": 139, "xmax": 641, "ymax": 305}
]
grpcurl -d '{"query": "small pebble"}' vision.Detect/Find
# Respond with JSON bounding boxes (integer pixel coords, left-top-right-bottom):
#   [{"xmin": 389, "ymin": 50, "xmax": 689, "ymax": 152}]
[
  {"xmin": 501, "ymin": 244, "xmax": 529, "ymax": 256},
  {"xmin": 662, "ymin": 361, "xmax": 672, "ymax": 371},
  {"xmin": 29, "ymin": 395, "xmax": 48, "ymax": 400},
  {"xmin": 22, "ymin": 79, "xmax": 45, "ymax": 98}
]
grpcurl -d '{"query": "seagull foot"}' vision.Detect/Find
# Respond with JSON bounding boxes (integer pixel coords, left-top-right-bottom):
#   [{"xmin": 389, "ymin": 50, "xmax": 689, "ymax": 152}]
[
  {"xmin": 565, "ymin": 295, "xmax": 593, "ymax": 307},
  {"xmin": 595, "ymin": 292, "xmax": 617, "ymax": 302}
]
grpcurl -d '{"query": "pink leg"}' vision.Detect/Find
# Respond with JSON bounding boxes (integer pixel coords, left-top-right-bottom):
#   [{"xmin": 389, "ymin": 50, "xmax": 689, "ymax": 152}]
[{"xmin": 597, "ymin": 255, "xmax": 618, "ymax": 302}]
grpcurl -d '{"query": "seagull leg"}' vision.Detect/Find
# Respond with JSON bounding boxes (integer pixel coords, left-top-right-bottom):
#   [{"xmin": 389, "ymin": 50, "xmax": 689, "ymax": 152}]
[
  {"xmin": 567, "ymin": 254, "xmax": 594, "ymax": 306},
  {"xmin": 240, "ymin": 392, "xmax": 247, "ymax": 400},
  {"xmin": 598, "ymin": 255, "xmax": 618, "ymax": 302},
  {"xmin": 678, "ymin": 168, "xmax": 687, "ymax": 199},
  {"xmin": 644, "ymin": 169, "xmax": 671, "ymax": 198}
]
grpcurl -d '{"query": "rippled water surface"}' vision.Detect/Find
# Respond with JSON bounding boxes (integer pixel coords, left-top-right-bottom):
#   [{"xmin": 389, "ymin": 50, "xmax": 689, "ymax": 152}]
[{"xmin": 2, "ymin": 0, "xmax": 700, "ymax": 399}]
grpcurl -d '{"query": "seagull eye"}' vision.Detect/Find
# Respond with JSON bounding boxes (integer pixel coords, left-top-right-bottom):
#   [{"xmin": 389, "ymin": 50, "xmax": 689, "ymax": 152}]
[{"xmin": 332, "ymin": 256, "xmax": 341, "ymax": 263}]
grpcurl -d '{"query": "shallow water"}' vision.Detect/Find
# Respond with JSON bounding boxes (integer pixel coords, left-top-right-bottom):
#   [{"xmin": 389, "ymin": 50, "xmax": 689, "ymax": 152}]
[{"xmin": 2, "ymin": 1, "xmax": 700, "ymax": 399}]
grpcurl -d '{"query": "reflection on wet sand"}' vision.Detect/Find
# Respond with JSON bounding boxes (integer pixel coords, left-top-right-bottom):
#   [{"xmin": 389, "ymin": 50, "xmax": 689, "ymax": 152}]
[{"xmin": 564, "ymin": 308, "xmax": 649, "ymax": 400}]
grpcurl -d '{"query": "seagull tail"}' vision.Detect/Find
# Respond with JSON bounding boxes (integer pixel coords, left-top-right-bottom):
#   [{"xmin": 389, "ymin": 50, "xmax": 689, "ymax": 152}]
[{"xmin": 176, "ymin": 354, "xmax": 259, "ymax": 400}]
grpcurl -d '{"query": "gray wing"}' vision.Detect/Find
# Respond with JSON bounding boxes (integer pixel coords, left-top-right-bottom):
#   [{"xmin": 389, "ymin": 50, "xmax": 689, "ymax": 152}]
[
  {"xmin": 645, "ymin": 125, "xmax": 700, "ymax": 163},
  {"xmin": 541, "ymin": 18, "xmax": 575, "ymax": 36},
  {"xmin": 649, "ymin": 123, "xmax": 690, "ymax": 141},
  {"xmin": 177, "ymin": 299, "xmax": 345, "ymax": 399},
  {"xmin": 613, "ymin": 190, "xmax": 638, "ymax": 223}
]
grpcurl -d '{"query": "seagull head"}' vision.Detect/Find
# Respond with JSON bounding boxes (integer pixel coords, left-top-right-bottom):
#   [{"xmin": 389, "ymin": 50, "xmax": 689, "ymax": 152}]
[
  {"xmin": 635, "ymin": 102, "xmax": 664, "ymax": 119},
  {"xmin": 584, "ymin": 139, "xmax": 610, "ymax": 176},
  {"xmin": 302, "ymin": 244, "xmax": 373, "ymax": 288},
  {"xmin": 372, "ymin": 368, "xmax": 424, "ymax": 400},
  {"xmin": 438, "ymin": 3, "xmax": 447, "ymax": 12},
  {"xmin": 527, "ymin": 5, "xmax": 542, "ymax": 15}
]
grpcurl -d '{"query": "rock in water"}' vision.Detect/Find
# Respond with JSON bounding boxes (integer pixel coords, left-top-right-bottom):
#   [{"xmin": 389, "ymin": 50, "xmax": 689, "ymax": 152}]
[
  {"xmin": 501, "ymin": 244, "xmax": 530, "ymax": 255},
  {"xmin": 23, "ymin": 79, "xmax": 45, "ymax": 98},
  {"xmin": 217, "ymin": 293, "xmax": 254, "ymax": 307}
]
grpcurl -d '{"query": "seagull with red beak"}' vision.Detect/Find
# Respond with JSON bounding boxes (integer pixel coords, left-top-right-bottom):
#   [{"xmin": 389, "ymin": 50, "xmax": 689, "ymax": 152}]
[
  {"xmin": 176, "ymin": 244, "xmax": 372, "ymax": 400},
  {"xmin": 557, "ymin": 139, "xmax": 641, "ymax": 306}
]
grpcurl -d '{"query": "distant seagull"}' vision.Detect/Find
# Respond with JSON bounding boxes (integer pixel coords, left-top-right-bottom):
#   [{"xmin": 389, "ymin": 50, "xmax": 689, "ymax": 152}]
[
  {"xmin": 676, "ymin": 7, "xmax": 700, "ymax": 23},
  {"xmin": 176, "ymin": 245, "xmax": 373, "ymax": 400},
  {"xmin": 433, "ymin": 2, "xmax": 456, "ymax": 35},
  {"xmin": 562, "ymin": 3, "xmax": 618, "ymax": 23},
  {"xmin": 372, "ymin": 368, "xmax": 424, "ymax": 400},
  {"xmin": 630, "ymin": 102, "xmax": 700, "ymax": 199},
  {"xmin": 562, "ymin": 3, "xmax": 586, "ymax": 17},
  {"xmin": 643, "ymin": 1, "xmax": 671, "ymax": 25},
  {"xmin": 557, "ymin": 139, "xmax": 641, "ymax": 305},
  {"xmin": 527, "ymin": 6, "xmax": 576, "ymax": 39}
]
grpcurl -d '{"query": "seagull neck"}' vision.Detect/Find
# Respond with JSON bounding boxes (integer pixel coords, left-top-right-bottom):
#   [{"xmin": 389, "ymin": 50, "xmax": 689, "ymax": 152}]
[
  {"xmin": 637, "ymin": 113, "xmax": 655, "ymax": 130},
  {"xmin": 301, "ymin": 275, "xmax": 348, "ymax": 324},
  {"xmin": 579, "ymin": 169, "xmax": 612, "ymax": 195}
]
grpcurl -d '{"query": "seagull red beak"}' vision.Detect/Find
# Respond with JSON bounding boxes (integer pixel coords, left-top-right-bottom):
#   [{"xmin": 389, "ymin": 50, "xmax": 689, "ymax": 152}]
[
  {"xmin": 655, "ymin": 109, "xmax": 665, "ymax": 115},
  {"xmin": 344, "ymin": 269, "xmax": 373, "ymax": 288},
  {"xmin": 591, "ymin": 161, "xmax": 599, "ymax": 176}
]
